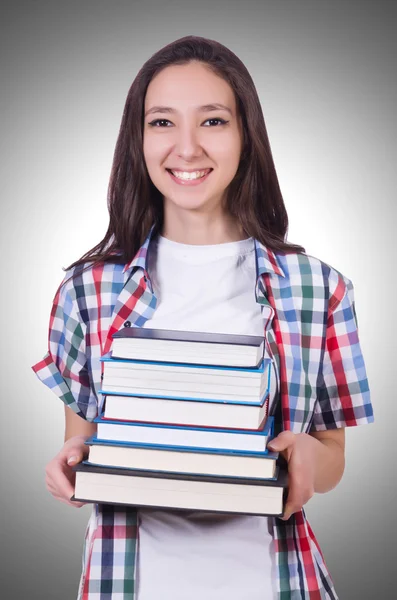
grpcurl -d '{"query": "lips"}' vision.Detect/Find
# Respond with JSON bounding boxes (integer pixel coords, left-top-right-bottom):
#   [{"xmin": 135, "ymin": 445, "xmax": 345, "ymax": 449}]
[
  {"xmin": 166, "ymin": 168, "xmax": 213, "ymax": 186},
  {"xmin": 166, "ymin": 168, "xmax": 213, "ymax": 176}
]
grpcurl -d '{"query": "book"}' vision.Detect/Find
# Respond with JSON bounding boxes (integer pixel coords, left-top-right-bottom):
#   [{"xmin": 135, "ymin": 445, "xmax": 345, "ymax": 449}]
[
  {"xmin": 101, "ymin": 357, "xmax": 271, "ymax": 403},
  {"xmin": 72, "ymin": 462, "xmax": 288, "ymax": 516},
  {"xmin": 93, "ymin": 415, "xmax": 275, "ymax": 453},
  {"xmin": 101, "ymin": 368, "xmax": 270, "ymax": 429},
  {"xmin": 85, "ymin": 435, "xmax": 279, "ymax": 479},
  {"xmin": 111, "ymin": 327, "xmax": 265, "ymax": 368}
]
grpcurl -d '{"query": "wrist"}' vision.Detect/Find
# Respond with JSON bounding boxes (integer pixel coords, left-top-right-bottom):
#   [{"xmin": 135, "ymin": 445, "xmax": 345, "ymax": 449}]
[{"xmin": 310, "ymin": 434, "xmax": 345, "ymax": 493}]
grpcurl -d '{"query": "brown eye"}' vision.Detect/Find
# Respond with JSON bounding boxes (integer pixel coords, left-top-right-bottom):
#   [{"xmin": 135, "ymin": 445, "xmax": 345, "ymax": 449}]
[
  {"xmin": 203, "ymin": 118, "xmax": 229, "ymax": 126},
  {"xmin": 148, "ymin": 119, "xmax": 173, "ymax": 127},
  {"xmin": 148, "ymin": 118, "xmax": 229, "ymax": 127}
]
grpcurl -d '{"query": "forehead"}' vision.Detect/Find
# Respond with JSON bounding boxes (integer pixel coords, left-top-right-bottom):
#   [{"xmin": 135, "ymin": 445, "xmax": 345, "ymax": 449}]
[{"xmin": 144, "ymin": 62, "xmax": 236, "ymax": 110}]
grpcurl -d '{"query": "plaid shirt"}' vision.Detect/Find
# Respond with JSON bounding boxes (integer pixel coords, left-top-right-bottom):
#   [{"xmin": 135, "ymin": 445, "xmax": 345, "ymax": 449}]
[{"xmin": 32, "ymin": 226, "xmax": 373, "ymax": 599}]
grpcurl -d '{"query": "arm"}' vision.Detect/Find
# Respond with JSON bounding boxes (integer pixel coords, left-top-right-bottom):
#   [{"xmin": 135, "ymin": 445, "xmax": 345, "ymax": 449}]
[
  {"xmin": 267, "ymin": 275, "xmax": 372, "ymax": 521},
  {"xmin": 35, "ymin": 272, "xmax": 100, "ymax": 507},
  {"xmin": 64, "ymin": 405, "xmax": 97, "ymax": 442},
  {"xmin": 309, "ymin": 428, "xmax": 345, "ymax": 493}
]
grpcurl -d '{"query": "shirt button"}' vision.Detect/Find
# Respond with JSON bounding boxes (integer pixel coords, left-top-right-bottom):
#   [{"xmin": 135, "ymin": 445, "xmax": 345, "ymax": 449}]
[{"xmin": 124, "ymin": 321, "xmax": 131, "ymax": 328}]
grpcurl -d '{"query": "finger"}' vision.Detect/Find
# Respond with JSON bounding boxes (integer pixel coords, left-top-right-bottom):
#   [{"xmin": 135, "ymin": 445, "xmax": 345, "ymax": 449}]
[
  {"xmin": 281, "ymin": 480, "xmax": 314, "ymax": 520},
  {"xmin": 281, "ymin": 488, "xmax": 303, "ymax": 521},
  {"xmin": 281, "ymin": 501, "xmax": 302, "ymax": 521},
  {"xmin": 46, "ymin": 477, "xmax": 88, "ymax": 508},
  {"xmin": 55, "ymin": 494, "xmax": 88, "ymax": 509},
  {"xmin": 279, "ymin": 463, "xmax": 306, "ymax": 520},
  {"xmin": 58, "ymin": 441, "xmax": 89, "ymax": 466},
  {"xmin": 281, "ymin": 487, "xmax": 314, "ymax": 520},
  {"xmin": 47, "ymin": 460, "xmax": 77, "ymax": 502},
  {"xmin": 267, "ymin": 431, "xmax": 295, "ymax": 452},
  {"xmin": 288, "ymin": 466, "xmax": 314, "ymax": 501},
  {"xmin": 66, "ymin": 452, "xmax": 86, "ymax": 466}
]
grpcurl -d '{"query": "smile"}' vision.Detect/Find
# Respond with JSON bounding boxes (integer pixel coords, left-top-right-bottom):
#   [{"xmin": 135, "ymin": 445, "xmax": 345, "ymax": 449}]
[{"xmin": 166, "ymin": 168, "xmax": 213, "ymax": 186}]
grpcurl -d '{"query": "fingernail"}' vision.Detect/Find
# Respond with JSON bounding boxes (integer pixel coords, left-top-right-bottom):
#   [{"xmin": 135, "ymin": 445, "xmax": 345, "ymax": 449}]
[{"xmin": 67, "ymin": 456, "xmax": 78, "ymax": 465}]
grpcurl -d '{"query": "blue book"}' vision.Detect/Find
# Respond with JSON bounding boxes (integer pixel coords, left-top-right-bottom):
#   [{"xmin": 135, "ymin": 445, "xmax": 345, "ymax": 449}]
[
  {"xmin": 93, "ymin": 414, "xmax": 275, "ymax": 454},
  {"xmin": 84, "ymin": 427, "xmax": 278, "ymax": 479},
  {"xmin": 100, "ymin": 360, "xmax": 271, "ymax": 429},
  {"xmin": 83, "ymin": 429, "xmax": 279, "ymax": 480},
  {"xmin": 100, "ymin": 356, "xmax": 271, "ymax": 405}
]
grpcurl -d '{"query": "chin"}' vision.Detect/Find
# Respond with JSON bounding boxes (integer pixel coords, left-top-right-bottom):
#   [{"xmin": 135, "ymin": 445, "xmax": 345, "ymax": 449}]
[{"xmin": 165, "ymin": 192, "xmax": 219, "ymax": 212}]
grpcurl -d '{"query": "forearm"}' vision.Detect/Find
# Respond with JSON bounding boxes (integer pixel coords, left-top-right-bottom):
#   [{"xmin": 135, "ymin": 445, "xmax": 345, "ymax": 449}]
[
  {"xmin": 309, "ymin": 433, "xmax": 345, "ymax": 493},
  {"xmin": 64, "ymin": 405, "xmax": 97, "ymax": 442}
]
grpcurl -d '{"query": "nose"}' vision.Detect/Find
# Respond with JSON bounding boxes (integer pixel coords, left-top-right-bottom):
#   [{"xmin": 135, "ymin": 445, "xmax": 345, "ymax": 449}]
[{"xmin": 174, "ymin": 124, "xmax": 204, "ymax": 161}]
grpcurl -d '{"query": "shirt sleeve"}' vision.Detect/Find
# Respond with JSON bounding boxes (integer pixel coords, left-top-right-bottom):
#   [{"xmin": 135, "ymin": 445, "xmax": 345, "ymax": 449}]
[
  {"xmin": 31, "ymin": 271, "xmax": 99, "ymax": 422},
  {"xmin": 310, "ymin": 277, "xmax": 374, "ymax": 431}
]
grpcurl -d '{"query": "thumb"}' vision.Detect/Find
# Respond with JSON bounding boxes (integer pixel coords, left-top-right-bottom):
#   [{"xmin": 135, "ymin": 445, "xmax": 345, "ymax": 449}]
[
  {"xmin": 63, "ymin": 435, "xmax": 90, "ymax": 466},
  {"xmin": 66, "ymin": 448, "xmax": 87, "ymax": 466},
  {"xmin": 67, "ymin": 454, "xmax": 83, "ymax": 466},
  {"xmin": 267, "ymin": 430, "xmax": 295, "ymax": 452}
]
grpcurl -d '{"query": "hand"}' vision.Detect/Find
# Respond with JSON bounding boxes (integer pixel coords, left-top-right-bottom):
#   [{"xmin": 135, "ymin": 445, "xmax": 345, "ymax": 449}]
[
  {"xmin": 45, "ymin": 435, "xmax": 90, "ymax": 508},
  {"xmin": 267, "ymin": 431, "xmax": 317, "ymax": 521}
]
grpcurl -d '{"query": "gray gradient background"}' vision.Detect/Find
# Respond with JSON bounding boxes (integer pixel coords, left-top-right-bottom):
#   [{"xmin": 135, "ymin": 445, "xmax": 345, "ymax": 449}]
[{"xmin": 1, "ymin": 1, "xmax": 395, "ymax": 598}]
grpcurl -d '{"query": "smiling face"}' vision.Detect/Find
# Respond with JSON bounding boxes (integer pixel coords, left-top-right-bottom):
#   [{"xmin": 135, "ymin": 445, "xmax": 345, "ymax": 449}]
[{"xmin": 143, "ymin": 61, "xmax": 243, "ymax": 215}]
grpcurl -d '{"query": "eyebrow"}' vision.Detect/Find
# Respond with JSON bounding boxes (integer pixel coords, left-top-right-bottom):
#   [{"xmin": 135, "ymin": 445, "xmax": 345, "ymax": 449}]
[{"xmin": 144, "ymin": 103, "xmax": 233, "ymax": 117}]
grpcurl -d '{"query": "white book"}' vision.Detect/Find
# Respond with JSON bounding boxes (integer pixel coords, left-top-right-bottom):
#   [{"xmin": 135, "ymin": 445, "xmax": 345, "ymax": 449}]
[
  {"xmin": 111, "ymin": 328, "xmax": 265, "ymax": 368},
  {"xmin": 103, "ymin": 393, "xmax": 269, "ymax": 429},
  {"xmin": 86, "ymin": 437, "xmax": 278, "ymax": 479},
  {"xmin": 73, "ymin": 463, "xmax": 288, "ymax": 516}
]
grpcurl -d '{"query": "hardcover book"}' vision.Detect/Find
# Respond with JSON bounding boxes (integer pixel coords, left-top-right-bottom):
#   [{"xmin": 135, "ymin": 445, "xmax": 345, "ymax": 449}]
[
  {"xmin": 72, "ymin": 462, "xmax": 288, "ymax": 517},
  {"xmin": 84, "ymin": 434, "xmax": 279, "ymax": 479},
  {"xmin": 101, "ymin": 362, "xmax": 271, "ymax": 429},
  {"xmin": 111, "ymin": 327, "xmax": 265, "ymax": 368},
  {"xmin": 100, "ymin": 356, "xmax": 271, "ymax": 404},
  {"xmin": 93, "ymin": 415, "xmax": 275, "ymax": 453}
]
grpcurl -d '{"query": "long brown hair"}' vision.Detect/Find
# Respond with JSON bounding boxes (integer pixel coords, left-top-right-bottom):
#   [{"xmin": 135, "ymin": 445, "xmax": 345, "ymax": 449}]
[{"xmin": 65, "ymin": 35, "xmax": 304, "ymax": 274}]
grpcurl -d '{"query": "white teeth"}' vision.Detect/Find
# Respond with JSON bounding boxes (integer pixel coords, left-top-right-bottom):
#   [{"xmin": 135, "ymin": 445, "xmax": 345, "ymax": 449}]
[{"xmin": 170, "ymin": 169, "xmax": 210, "ymax": 180}]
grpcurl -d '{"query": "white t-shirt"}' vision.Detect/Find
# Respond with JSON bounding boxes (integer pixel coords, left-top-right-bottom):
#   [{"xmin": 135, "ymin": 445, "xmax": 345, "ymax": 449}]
[{"xmin": 136, "ymin": 234, "xmax": 277, "ymax": 600}]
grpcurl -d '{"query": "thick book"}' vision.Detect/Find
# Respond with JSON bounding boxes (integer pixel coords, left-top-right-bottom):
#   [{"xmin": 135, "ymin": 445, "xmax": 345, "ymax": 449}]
[
  {"xmin": 100, "ymin": 357, "xmax": 271, "ymax": 404},
  {"xmin": 111, "ymin": 327, "xmax": 265, "ymax": 368},
  {"xmin": 101, "ymin": 369, "xmax": 270, "ymax": 429},
  {"xmin": 93, "ymin": 415, "xmax": 275, "ymax": 453},
  {"xmin": 85, "ymin": 435, "xmax": 279, "ymax": 479},
  {"xmin": 72, "ymin": 462, "xmax": 288, "ymax": 516}
]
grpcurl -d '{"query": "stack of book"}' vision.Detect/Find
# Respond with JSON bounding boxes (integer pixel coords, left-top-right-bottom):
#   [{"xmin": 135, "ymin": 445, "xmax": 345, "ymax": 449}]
[{"xmin": 72, "ymin": 328, "xmax": 288, "ymax": 516}]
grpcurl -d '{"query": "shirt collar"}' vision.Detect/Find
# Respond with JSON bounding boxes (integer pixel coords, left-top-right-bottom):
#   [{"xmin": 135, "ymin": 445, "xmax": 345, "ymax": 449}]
[
  {"xmin": 123, "ymin": 224, "xmax": 286, "ymax": 280},
  {"xmin": 254, "ymin": 238, "xmax": 285, "ymax": 278},
  {"xmin": 122, "ymin": 225, "xmax": 157, "ymax": 274}
]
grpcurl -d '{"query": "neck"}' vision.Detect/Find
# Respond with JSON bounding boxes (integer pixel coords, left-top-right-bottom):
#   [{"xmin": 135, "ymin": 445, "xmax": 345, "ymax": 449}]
[{"xmin": 161, "ymin": 202, "xmax": 247, "ymax": 245}]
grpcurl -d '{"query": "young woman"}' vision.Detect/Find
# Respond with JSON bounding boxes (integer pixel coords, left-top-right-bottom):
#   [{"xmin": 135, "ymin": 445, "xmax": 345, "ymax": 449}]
[{"xmin": 33, "ymin": 35, "xmax": 374, "ymax": 600}]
